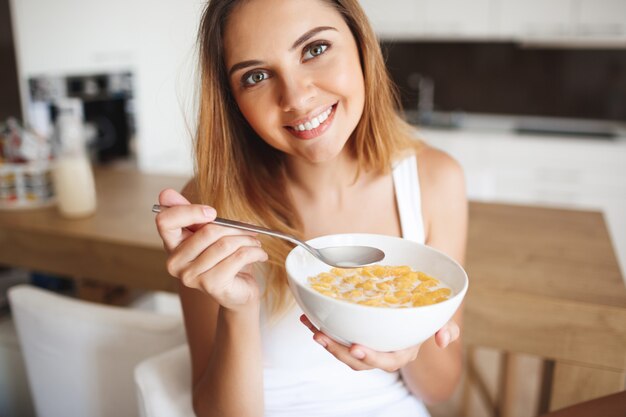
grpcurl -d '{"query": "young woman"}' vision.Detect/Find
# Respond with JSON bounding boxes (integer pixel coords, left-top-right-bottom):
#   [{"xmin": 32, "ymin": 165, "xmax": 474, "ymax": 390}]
[{"xmin": 155, "ymin": 0, "xmax": 468, "ymax": 416}]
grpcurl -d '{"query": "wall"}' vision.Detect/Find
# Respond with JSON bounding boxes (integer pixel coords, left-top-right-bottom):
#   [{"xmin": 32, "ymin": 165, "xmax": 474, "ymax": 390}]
[{"xmin": 9, "ymin": 0, "xmax": 201, "ymax": 175}]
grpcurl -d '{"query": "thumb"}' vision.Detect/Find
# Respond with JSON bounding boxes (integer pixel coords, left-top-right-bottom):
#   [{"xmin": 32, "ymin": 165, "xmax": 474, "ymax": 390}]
[
  {"xmin": 157, "ymin": 188, "xmax": 214, "ymax": 234},
  {"xmin": 435, "ymin": 321, "xmax": 460, "ymax": 348},
  {"xmin": 158, "ymin": 188, "xmax": 191, "ymax": 207}
]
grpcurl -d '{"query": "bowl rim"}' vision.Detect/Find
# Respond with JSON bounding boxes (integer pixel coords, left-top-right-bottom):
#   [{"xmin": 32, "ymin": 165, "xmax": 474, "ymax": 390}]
[{"xmin": 285, "ymin": 233, "xmax": 469, "ymax": 312}]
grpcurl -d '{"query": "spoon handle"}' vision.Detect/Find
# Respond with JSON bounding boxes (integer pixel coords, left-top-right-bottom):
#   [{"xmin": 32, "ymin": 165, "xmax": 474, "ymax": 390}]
[{"xmin": 152, "ymin": 204, "xmax": 309, "ymax": 250}]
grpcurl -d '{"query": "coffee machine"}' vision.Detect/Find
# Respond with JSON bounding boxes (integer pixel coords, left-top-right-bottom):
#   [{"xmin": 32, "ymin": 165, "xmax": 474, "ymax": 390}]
[{"xmin": 28, "ymin": 72, "xmax": 134, "ymax": 164}]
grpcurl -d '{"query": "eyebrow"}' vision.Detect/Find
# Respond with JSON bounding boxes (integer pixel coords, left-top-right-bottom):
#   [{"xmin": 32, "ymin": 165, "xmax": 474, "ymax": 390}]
[
  {"xmin": 227, "ymin": 26, "xmax": 338, "ymax": 78},
  {"xmin": 290, "ymin": 26, "xmax": 337, "ymax": 51}
]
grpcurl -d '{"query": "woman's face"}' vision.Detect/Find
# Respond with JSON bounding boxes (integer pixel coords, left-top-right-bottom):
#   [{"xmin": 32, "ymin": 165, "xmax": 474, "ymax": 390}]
[{"xmin": 223, "ymin": 0, "xmax": 365, "ymax": 164}]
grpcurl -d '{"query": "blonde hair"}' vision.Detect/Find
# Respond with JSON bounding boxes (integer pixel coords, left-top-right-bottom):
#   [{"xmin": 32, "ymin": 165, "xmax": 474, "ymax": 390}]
[{"xmin": 195, "ymin": 0, "xmax": 419, "ymax": 317}]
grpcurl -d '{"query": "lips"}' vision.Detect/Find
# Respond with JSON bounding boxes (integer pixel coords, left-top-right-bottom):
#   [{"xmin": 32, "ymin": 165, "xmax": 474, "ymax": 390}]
[{"xmin": 284, "ymin": 104, "xmax": 337, "ymax": 140}]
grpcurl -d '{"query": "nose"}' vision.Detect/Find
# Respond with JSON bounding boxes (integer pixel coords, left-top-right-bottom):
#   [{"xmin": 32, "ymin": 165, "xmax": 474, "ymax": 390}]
[{"xmin": 279, "ymin": 73, "xmax": 315, "ymax": 112}]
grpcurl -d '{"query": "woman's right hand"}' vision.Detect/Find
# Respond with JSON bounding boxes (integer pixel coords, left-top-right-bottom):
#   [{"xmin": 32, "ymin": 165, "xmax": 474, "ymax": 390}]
[{"xmin": 154, "ymin": 188, "xmax": 268, "ymax": 310}]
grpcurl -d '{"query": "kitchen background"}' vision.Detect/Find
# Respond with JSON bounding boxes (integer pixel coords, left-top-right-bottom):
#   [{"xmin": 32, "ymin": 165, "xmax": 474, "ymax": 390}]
[
  {"xmin": 3, "ymin": 0, "xmax": 623, "ymax": 276},
  {"xmin": 0, "ymin": 1, "xmax": 625, "ymax": 416}
]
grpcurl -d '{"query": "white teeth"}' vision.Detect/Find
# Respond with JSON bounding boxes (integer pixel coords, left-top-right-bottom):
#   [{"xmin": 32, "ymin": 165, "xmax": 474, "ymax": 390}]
[{"xmin": 291, "ymin": 106, "xmax": 333, "ymax": 131}]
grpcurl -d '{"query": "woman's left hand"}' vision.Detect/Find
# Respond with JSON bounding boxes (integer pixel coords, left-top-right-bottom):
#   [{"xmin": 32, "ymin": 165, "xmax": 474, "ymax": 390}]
[{"xmin": 300, "ymin": 315, "xmax": 460, "ymax": 372}]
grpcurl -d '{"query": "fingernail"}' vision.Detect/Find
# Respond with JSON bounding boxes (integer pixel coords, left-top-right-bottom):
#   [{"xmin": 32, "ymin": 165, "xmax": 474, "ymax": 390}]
[
  {"xmin": 351, "ymin": 349, "xmax": 365, "ymax": 359},
  {"xmin": 315, "ymin": 337, "xmax": 327, "ymax": 348},
  {"xmin": 202, "ymin": 206, "xmax": 216, "ymax": 218}
]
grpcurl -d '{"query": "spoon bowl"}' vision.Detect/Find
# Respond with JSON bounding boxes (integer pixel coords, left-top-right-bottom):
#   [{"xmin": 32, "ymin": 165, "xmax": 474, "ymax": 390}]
[{"xmin": 151, "ymin": 204, "xmax": 384, "ymax": 268}]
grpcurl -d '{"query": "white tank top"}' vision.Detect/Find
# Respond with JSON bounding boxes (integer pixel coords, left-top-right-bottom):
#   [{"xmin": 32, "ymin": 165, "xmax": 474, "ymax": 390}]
[{"xmin": 260, "ymin": 155, "xmax": 430, "ymax": 417}]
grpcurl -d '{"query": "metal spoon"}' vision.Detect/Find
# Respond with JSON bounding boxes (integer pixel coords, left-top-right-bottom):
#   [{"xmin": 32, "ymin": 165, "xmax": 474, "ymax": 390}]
[{"xmin": 152, "ymin": 204, "xmax": 384, "ymax": 268}]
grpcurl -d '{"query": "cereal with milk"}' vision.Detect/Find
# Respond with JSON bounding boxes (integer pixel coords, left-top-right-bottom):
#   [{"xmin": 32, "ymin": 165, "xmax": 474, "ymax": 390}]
[{"xmin": 308, "ymin": 265, "xmax": 451, "ymax": 308}]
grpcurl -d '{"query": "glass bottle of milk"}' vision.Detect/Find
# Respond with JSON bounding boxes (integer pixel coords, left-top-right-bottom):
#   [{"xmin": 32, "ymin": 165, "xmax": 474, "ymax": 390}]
[{"xmin": 52, "ymin": 99, "xmax": 97, "ymax": 218}]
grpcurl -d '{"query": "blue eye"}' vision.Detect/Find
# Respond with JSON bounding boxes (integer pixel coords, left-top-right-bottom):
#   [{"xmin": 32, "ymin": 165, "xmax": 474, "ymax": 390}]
[
  {"xmin": 303, "ymin": 43, "xmax": 329, "ymax": 61},
  {"xmin": 243, "ymin": 71, "xmax": 269, "ymax": 86}
]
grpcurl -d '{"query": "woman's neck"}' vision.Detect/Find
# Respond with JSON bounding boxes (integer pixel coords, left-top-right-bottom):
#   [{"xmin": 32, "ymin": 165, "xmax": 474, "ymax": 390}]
[{"xmin": 284, "ymin": 149, "xmax": 366, "ymax": 207}]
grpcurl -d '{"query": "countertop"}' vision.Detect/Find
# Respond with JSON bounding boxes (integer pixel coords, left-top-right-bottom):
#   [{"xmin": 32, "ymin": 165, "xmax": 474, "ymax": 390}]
[{"xmin": 405, "ymin": 110, "xmax": 626, "ymax": 143}]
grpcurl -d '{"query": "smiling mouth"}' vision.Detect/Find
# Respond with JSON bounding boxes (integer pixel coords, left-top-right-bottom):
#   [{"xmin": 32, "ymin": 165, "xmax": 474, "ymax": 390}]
[{"xmin": 285, "ymin": 104, "xmax": 337, "ymax": 140}]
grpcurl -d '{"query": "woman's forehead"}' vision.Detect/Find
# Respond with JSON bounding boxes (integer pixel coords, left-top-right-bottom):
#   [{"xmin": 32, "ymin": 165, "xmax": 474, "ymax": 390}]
[{"xmin": 223, "ymin": 0, "xmax": 345, "ymax": 64}]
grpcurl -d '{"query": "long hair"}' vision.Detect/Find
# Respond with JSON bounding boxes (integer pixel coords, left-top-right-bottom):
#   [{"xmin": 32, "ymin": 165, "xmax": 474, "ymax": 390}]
[{"xmin": 195, "ymin": 0, "xmax": 418, "ymax": 317}]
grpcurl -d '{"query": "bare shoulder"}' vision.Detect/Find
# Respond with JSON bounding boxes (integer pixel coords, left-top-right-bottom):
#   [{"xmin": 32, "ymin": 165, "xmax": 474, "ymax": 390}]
[
  {"xmin": 415, "ymin": 144, "xmax": 468, "ymax": 264},
  {"xmin": 415, "ymin": 144, "xmax": 465, "ymax": 196}
]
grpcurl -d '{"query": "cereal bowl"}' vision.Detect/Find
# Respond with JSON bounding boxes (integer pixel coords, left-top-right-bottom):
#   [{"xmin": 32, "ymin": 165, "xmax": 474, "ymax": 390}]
[{"xmin": 285, "ymin": 233, "xmax": 468, "ymax": 352}]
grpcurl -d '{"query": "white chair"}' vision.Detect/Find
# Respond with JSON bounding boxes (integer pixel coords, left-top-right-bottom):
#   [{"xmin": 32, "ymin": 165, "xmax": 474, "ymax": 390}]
[
  {"xmin": 135, "ymin": 344, "xmax": 194, "ymax": 417},
  {"xmin": 8, "ymin": 284, "xmax": 186, "ymax": 417}
]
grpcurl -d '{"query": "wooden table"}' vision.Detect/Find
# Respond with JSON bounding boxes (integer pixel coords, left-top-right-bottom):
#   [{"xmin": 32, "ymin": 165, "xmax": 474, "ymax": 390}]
[
  {"xmin": 463, "ymin": 202, "xmax": 626, "ymax": 414},
  {"xmin": 0, "ymin": 167, "xmax": 186, "ymax": 293},
  {"xmin": 1, "ymin": 167, "xmax": 624, "ymax": 412}
]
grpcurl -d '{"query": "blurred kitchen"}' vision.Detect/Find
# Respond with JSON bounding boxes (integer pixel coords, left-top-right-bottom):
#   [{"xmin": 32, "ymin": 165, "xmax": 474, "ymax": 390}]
[{"xmin": 0, "ymin": 1, "xmax": 625, "ymax": 417}]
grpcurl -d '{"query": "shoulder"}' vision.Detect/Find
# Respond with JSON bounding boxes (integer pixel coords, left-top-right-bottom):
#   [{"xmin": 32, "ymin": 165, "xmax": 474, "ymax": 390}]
[
  {"xmin": 415, "ymin": 144, "xmax": 465, "ymax": 197},
  {"xmin": 414, "ymin": 143, "xmax": 468, "ymax": 263}
]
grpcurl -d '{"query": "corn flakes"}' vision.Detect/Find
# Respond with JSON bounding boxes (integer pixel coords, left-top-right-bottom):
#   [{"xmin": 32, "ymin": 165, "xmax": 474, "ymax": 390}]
[{"xmin": 307, "ymin": 265, "xmax": 451, "ymax": 308}]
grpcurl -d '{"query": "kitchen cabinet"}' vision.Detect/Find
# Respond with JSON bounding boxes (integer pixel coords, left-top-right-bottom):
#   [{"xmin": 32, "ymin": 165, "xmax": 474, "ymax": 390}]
[
  {"xmin": 359, "ymin": 0, "xmax": 428, "ymax": 38},
  {"xmin": 423, "ymin": 0, "xmax": 493, "ymax": 38},
  {"xmin": 417, "ymin": 127, "xmax": 626, "ymax": 276},
  {"xmin": 360, "ymin": 0, "xmax": 494, "ymax": 39},
  {"xmin": 498, "ymin": 0, "xmax": 573, "ymax": 38},
  {"xmin": 499, "ymin": 0, "xmax": 626, "ymax": 43},
  {"xmin": 576, "ymin": 0, "xmax": 626, "ymax": 37},
  {"xmin": 361, "ymin": 0, "xmax": 626, "ymax": 44}
]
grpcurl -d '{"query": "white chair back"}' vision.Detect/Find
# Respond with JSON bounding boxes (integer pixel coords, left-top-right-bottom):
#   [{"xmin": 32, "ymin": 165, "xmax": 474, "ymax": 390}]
[
  {"xmin": 8, "ymin": 285, "xmax": 186, "ymax": 417},
  {"xmin": 135, "ymin": 344, "xmax": 194, "ymax": 417}
]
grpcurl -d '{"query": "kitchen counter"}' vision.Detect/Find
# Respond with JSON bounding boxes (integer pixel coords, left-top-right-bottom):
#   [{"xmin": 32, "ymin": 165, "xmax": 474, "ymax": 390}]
[
  {"xmin": 405, "ymin": 110, "xmax": 626, "ymax": 141},
  {"xmin": 0, "ymin": 166, "xmax": 624, "ymax": 411},
  {"xmin": 407, "ymin": 117, "xmax": 626, "ymax": 285}
]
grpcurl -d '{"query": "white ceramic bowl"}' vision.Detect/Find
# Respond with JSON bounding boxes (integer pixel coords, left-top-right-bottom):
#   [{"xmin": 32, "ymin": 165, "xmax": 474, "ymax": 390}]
[{"xmin": 286, "ymin": 233, "xmax": 468, "ymax": 352}]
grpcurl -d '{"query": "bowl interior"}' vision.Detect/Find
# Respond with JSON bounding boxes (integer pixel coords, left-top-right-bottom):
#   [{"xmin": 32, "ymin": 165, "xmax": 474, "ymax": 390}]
[{"xmin": 286, "ymin": 233, "xmax": 468, "ymax": 300}]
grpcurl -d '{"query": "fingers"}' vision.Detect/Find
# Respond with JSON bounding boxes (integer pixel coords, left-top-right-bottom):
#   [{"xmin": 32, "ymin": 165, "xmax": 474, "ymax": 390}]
[
  {"xmin": 299, "ymin": 316, "xmax": 359, "ymax": 364},
  {"xmin": 434, "ymin": 320, "xmax": 460, "ymax": 348},
  {"xmin": 155, "ymin": 199, "xmax": 217, "ymax": 252},
  {"xmin": 159, "ymin": 188, "xmax": 191, "ymax": 207},
  {"xmin": 348, "ymin": 344, "xmax": 420, "ymax": 373},
  {"xmin": 300, "ymin": 315, "xmax": 420, "ymax": 372},
  {"xmin": 171, "ymin": 231, "xmax": 267, "ymax": 294},
  {"xmin": 196, "ymin": 244, "xmax": 268, "ymax": 299},
  {"xmin": 169, "ymin": 231, "xmax": 262, "ymax": 282}
]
